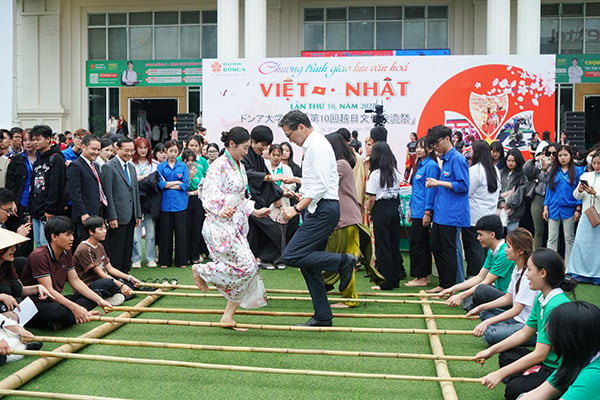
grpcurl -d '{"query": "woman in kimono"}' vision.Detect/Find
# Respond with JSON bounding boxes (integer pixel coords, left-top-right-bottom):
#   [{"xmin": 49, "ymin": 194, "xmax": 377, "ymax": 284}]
[{"xmin": 192, "ymin": 127, "xmax": 271, "ymax": 330}]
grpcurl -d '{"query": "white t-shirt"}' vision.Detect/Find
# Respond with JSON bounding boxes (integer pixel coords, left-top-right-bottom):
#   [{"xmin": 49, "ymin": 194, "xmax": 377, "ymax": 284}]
[
  {"xmin": 366, "ymin": 169, "xmax": 401, "ymax": 201},
  {"xmin": 468, "ymin": 163, "xmax": 500, "ymax": 227},
  {"xmin": 507, "ymin": 266, "xmax": 539, "ymax": 324}
]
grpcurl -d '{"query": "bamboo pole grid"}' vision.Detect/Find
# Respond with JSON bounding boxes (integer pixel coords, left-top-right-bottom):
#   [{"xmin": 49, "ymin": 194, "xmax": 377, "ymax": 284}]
[{"xmin": 0, "ymin": 285, "xmax": 481, "ymax": 399}]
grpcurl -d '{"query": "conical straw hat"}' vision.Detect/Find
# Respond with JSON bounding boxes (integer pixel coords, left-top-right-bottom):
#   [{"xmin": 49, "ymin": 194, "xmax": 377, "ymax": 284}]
[{"xmin": 0, "ymin": 227, "xmax": 29, "ymax": 250}]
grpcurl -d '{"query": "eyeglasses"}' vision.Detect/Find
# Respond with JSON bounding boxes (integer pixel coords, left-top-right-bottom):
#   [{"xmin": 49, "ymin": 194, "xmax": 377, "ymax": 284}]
[
  {"xmin": 0, "ymin": 207, "xmax": 13, "ymax": 216},
  {"xmin": 284, "ymin": 128, "xmax": 297, "ymax": 138}
]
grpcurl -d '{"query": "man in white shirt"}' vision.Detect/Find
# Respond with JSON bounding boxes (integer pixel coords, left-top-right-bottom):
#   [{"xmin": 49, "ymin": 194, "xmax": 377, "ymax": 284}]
[
  {"xmin": 279, "ymin": 110, "xmax": 356, "ymax": 327},
  {"xmin": 121, "ymin": 61, "xmax": 139, "ymax": 86}
]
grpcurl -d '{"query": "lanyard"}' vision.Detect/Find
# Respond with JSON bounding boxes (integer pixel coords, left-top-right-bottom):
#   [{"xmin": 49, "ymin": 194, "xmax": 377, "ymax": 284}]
[{"xmin": 224, "ymin": 150, "xmax": 250, "ymax": 197}]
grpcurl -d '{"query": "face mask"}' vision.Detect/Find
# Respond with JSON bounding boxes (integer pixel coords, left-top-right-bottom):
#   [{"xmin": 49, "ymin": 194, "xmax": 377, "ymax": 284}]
[{"xmin": 587, "ymin": 155, "xmax": 593, "ymax": 166}]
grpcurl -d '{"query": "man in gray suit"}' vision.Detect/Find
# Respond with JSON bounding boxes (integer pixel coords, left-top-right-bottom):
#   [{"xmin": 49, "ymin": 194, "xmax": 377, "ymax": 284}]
[{"xmin": 101, "ymin": 136, "xmax": 141, "ymax": 273}]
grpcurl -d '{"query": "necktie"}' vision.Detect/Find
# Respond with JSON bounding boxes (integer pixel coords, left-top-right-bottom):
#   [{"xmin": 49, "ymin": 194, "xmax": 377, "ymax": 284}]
[
  {"xmin": 90, "ymin": 162, "xmax": 107, "ymax": 206},
  {"xmin": 124, "ymin": 163, "xmax": 131, "ymax": 185}
]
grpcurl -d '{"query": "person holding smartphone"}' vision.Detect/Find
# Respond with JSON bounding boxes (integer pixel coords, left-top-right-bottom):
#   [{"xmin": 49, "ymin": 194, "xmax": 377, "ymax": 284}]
[{"xmin": 569, "ymin": 152, "xmax": 600, "ymax": 284}]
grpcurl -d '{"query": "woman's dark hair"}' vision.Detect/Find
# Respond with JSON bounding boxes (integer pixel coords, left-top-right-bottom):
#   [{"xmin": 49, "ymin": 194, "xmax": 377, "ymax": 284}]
[
  {"xmin": 281, "ymin": 142, "xmax": 301, "ymax": 176},
  {"xmin": 186, "ymin": 135, "xmax": 204, "ymax": 148},
  {"xmin": 153, "ymin": 142, "xmax": 166, "ymax": 155},
  {"xmin": 370, "ymin": 142, "xmax": 398, "ymax": 189},
  {"xmin": 325, "ymin": 132, "xmax": 356, "ymax": 168},
  {"xmin": 221, "ymin": 126, "xmax": 250, "ymax": 146},
  {"xmin": 548, "ymin": 145, "xmax": 576, "ymax": 191},
  {"xmin": 471, "ymin": 140, "xmax": 498, "ymax": 193},
  {"xmin": 506, "ymin": 228, "xmax": 534, "ymax": 262},
  {"xmin": 269, "ymin": 144, "xmax": 282, "ymax": 154},
  {"xmin": 413, "ymin": 137, "xmax": 437, "ymax": 186},
  {"xmin": 181, "ymin": 148, "xmax": 196, "ymax": 162},
  {"xmin": 546, "ymin": 301, "xmax": 600, "ymax": 391},
  {"xmin": 505, "ymin": 148, "xmax": 526, "ymax": 182},
  {"xmin": 100, "ymin": 137, "xmax": 112, "ymax": 150},
  {"xmin": 164, "ymin": 140, "xmax": 181, "ymax": 152},
  {"xmin": 490, "ymin": 141, "xmax": 506, "ymax": 170},
  {"xmin": 530, "ymin": 248, "xmax": 577, "ymax": 293},
  {"xmin": 206, "ymin": 143, "xmax": 220, "ymax": 153},
  {"xmin": 453, "ymin": 131, "xmax": 463, "ymax": 142}
]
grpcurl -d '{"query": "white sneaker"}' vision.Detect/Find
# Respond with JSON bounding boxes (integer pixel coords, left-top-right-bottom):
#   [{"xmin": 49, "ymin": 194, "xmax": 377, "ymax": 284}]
[
  {"xmin": 107, "ymin": 293, "xmax": 125, "ymax": 306},
  {"xmin": 147, "ymin": 261, "xmax": 157, "ymax": 268},
  {"xmin": 132, "ymin": 262, "xmax": 142, "ymax": 269}
]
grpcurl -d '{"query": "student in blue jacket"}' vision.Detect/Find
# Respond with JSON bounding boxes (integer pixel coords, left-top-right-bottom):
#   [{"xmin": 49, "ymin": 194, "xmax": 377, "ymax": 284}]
[
  {"xmin": 406, "ymin": 136, "xmax": 439, "ymax": 287},
  {"xmin": 543, "ymin": 145, "xmax": 583, "ymax": 267},
  {"xmin": 425, "ymin": 125, "xmax": 470, "ymax": 292}
]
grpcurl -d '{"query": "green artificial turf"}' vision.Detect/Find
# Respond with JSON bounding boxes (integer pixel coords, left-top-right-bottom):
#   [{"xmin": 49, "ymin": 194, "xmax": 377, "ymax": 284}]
[{"xmin": 2, "ymin": 255, "xmax": 599, "ymax": 400}]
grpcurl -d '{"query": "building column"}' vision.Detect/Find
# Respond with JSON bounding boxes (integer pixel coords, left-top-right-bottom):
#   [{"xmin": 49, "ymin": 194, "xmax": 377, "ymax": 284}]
[
  {"xmin": 244, "ymin": 0, "xmax": 267, "ymax": 58},
  {"xmin": 0, "ymin": 0, "xmax": 15, "ymax": 128},
  {"xmin": 218, "ymin": 0, "xmax": 239, "ymax": 58},
  {"xmin": 486, "ymin": 0, "xmax": 511, "ymax": 55},
  {"xmin": 516, "ymin": 0, "xmax": 541, "ymax": 54}
]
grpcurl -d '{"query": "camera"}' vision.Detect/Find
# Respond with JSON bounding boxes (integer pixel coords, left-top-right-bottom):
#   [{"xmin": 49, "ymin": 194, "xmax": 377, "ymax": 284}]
[{"xmin": 364, "ymin": 104, "xmax": 386, "ymax": 127}]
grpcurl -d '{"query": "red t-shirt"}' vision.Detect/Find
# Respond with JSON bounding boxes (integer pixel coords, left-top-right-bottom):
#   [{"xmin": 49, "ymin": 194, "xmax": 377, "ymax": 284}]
[{"xmin": 21, "ymin": 245, "xmax": 74, "ymax": 294}]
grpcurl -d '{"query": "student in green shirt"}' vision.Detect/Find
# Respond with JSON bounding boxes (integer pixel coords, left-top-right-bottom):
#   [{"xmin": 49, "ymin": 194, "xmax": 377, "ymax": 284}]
[
  {"xmin": 519, "ymin": 301, "xmax": 600, "ymax": 400},
  {"xmin": 441, "ymin": 214, "xmax": 515, "ymax": 310},
  {"xmin": 475, "ymin": 248, "xmax": 577, "ymax": 400}
]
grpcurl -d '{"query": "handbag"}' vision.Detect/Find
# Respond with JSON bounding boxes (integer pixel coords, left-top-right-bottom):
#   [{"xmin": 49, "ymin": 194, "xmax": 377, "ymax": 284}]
[
  {"xmin": 585, "ymin": 196, "xmax": 600, "ymax": 228},
  {"xmin": 525, "ymin": 179, "xmax": 537, "ymax": 199}
]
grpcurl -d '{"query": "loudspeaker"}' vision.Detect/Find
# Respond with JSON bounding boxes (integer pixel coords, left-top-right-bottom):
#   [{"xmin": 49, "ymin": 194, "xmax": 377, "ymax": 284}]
[
  {"xmin": 175, "ymin": 113, "xmax": 197, "ymax": 142},
  {"xmin": 563, "ymin": 111, "xmax": 585, "ymax": 150}
]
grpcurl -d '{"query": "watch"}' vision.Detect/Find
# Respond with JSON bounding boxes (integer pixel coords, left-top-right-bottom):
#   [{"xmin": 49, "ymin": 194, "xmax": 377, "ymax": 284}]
[{"xmin": 293, "ymin": 205, "xmax": 301, "ymax": 213}]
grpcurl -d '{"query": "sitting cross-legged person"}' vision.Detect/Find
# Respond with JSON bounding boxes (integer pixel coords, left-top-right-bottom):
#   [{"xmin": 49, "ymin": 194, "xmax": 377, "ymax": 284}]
[
  {"xmin": 73, "ymin": 216, "xmax": 141, "ymax": 306},
  {"xmin": 440, "ymin": 215, "xmax": 516, "ymax": 311},
  {"xmin": 20, "ymin": 216, "xmax": 112, "ymax": 330}
]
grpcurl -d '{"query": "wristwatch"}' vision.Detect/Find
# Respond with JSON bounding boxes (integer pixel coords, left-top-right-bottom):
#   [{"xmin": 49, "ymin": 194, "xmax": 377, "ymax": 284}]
[{"xmin": 293, "ymin": 205, "xmax": 301, "ymax": 213}]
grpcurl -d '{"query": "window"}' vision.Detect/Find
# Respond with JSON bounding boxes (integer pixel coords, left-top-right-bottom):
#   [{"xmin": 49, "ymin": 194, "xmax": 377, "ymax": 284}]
[
  {"xmin": 303, "ymin": 6, "xmax": 448, "ymax": 51},
  {"xmin": 87, "ymin": 11, "xmax": 217, "ymax": 60},
  {"xmin": 541, "ymin": 2, "xmax": 600, "ymax": 54}
]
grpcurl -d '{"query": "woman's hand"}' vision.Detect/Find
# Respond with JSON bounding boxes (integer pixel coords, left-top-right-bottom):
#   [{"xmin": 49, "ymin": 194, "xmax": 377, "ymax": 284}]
[
  {"xmin": 252, "ymin": 207, "xmax": 271, "ymax": 218},
  {"xmin": 542, "ymin": 206, "xmax": 549, "ymax": 221},
  {"xmin": 0, "ymin": 294, "xmax": 18, "ymax": 311},
  {"xmin": 481, "ymin": 370, "xmax": 504, "ymax": 390},
  {"xmin": 473, "ymin": 320, "xmax": 490, "ymax": 337},
  {"xmin": 474, "ymin": 349, "xmax": 492, "ymax": 366},
  {"xmin": 220, "ymin": 207, "xmax": 235, "ymax": 219}
]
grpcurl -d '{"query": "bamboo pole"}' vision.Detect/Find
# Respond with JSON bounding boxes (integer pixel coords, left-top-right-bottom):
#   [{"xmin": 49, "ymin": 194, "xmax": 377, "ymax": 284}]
[
  {"xmin": 11, "ymin": 349, "xmax": 482, "ymax": 384},
  {"xmin": 89, "ymin": 315, "xmax": 474, "ymax": 335},
  {"xmin": 139, "ymin": 282, "xmax": 444, "ymax": 297},
  {"xmin": 108, "ymin": 306, "xmax": 471, "ymax": 319},
  {"xmin": 28, "ymin": 335, "xmax": 477, "ymax": 362},
  {"xmin": 0, "ymin": 389, "xmax": 134, "ymax": 400},
  {"xmin": 0, "ymin": 290, "xmax": 165, "ymax": 391},
  {"xmin": 420, "ymin": 290, "xmax": 460, "ymax": 400},
  {"xmin": 129, "ymin": 290, "xmax": 447, "ymax": 305}
]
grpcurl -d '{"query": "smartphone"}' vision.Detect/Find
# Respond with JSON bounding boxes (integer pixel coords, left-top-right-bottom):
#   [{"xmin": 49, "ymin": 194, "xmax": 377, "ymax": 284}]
[{"xmin": 581, "ymin": 179, "xmax": 589, "ymax": 186}]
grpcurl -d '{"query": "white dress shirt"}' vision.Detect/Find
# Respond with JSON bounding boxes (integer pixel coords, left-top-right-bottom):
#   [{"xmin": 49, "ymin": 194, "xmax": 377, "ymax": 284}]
[{"xmin": 300, "ymin": 130, "xmax": 339, "ymax": 213}]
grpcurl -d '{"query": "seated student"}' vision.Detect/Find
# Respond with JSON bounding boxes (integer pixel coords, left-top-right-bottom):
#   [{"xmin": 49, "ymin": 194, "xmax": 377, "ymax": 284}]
[
  {"xmin": 0, "ymin": 313, "xmax": 42, "ymax": 364},
  {"xmin": 475, "ymin": 248, "xmax": 577, "ymax": 400},
  {"xmin": 466, "ymin": 228, "xmax": 539, "ymax": 346},
  {"xmin": 20, "ymin": 216, "xmax": 112, "ymax": 330},
  {"xmin": 519, "ymin": 301, "xmax": 600, "ymax": 400},
  {"xmin": 440, "ymin": 215, "xmax": 515, "ymax": 310},
  {"xmin": 73, "ymin": 216, "xmax": 142, "ymax": 305}
]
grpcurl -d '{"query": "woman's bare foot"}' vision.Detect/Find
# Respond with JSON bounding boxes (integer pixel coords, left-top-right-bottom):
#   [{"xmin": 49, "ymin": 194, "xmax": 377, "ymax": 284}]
[
  {"xmin": 405, "ymin": 278, "xmax": 429, "ymax": 287},
  {"xmin": 192, "ymin": 267, "xmax": 209, "ymax": 292},
  {"xmin": 426, "ymin": 286, "xmax": 443, "ymax": 293},
  {"xmin": 331, "ymin": 302, "xmax": 350, "ymax": 308},
  {"xmin": 220, "ymin": 317, "xmax": 248, "ymax": 332},
  {"xmin": 371, "ymin": 285, "xmax": 381, "ymax": 290}
]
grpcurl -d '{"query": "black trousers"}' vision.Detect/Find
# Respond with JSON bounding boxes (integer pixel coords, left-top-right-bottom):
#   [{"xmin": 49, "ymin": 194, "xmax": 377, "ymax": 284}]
[
  {"xmin": 372, "ymin": 198, "xmax": 406, "ymax": 289},
  {"xmin": 462, "ymin": 226, "xmax": 486, "ymax": 277},
  {"xmin": 499, "ymin": 347, "xmax": 555, "ymax": 400},
  {"xmin": 431, "ymin": 223, "xmax": 458, "ymax": 288},
  {"xmin": 187, "ymin": 197, "xmax": 208, "ymax": 262},
  {"xmin": 409, "ymin": 218, "xmax": 432, "ymax": 278},
  {"xmin": 158, "ymin": 210, "xmax": 188, "ymax": 267},
  {"xmin": 106, "ymin": 216, "xmax": 135, "ymax": 273},
  {"xmin": 248, "ymin": 215, "xmax": 283, "ymax": 263},
  {"xmin": 27, "ymin": 293, "xmax": 100, "ymax": 330}
]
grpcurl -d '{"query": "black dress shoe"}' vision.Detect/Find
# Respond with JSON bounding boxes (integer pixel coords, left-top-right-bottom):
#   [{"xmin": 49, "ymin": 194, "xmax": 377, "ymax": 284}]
[
  {"xmin": 339, "ymin": 255, "xmax": 358, "ymax": 292},
  {"xmin": 25, "ymin": 341, "xmax": 43, "ymax": 351},
  {"xmin": 296, "ymin": 318, "xmax": 332, "ymax": 327}
]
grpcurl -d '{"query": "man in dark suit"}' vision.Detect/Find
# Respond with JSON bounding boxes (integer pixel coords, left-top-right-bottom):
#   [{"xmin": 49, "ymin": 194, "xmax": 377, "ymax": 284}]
[
  {"xmin": 101, "ymin": 136, "xmax": 141, "ymax": 273},
  {"xmin": 66, "ymin": 135, "xmax": 107, "ymax": 248}
]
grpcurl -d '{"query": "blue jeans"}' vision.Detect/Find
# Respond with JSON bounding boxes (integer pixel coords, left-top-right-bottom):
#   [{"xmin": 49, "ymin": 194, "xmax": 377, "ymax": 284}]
[
  {"xmin": 32, "ymin": 218, "xmax": 48, "ymax": 247},
  {"xmin": 480, "ymin": 308, "xmax": 536, "ymax": 346},
  {"xmin": 132, "ymin": 214, "xmax": 156, "ymax": 263}
]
